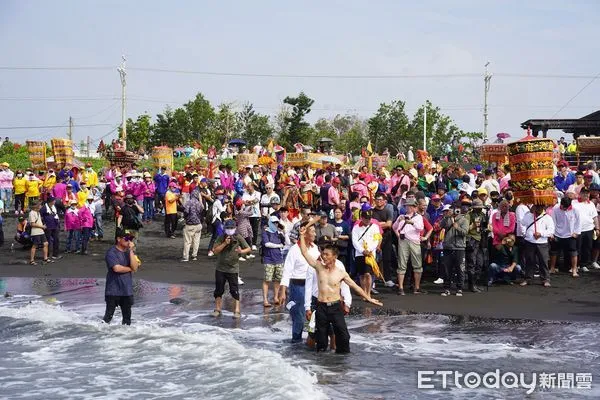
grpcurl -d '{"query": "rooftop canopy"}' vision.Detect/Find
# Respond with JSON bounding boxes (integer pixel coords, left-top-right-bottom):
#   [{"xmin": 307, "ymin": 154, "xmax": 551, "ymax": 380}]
[{"xmin": 521, "ymin": 110, "xmax": 600, "ymax": 138}]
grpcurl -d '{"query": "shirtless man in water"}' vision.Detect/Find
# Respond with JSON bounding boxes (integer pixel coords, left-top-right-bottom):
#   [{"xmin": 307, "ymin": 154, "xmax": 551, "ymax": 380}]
[{"xmin": 299, "ymin": 221, "xmax": 383, "ymax": 353}]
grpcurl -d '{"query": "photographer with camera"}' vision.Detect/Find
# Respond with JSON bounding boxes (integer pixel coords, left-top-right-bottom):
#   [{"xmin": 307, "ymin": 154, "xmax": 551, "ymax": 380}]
[
  {"xmin": 439, "ymin": 203, "xmax": 469, "ymax": 296},
  {"xmin": 393, "ymin": 198, "xmax": 425, "ymax": 296}
]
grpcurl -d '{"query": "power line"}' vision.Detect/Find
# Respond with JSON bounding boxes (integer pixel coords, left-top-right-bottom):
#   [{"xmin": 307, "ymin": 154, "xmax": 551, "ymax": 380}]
[
  {"xmin": 72, "ymin": 100, "xmax": 120, "ymax": 120},
  {"xmin": 0, "ymin": 66, "xmax": 114, "ymax": 71},
  {"xmin": 551, "ymin": 71, "xmax": 600, "ymax": 118},
  {"xmin": 0, "ymin": 96, "xmax": 119, "ymax": 102},
  {"xmin": 0, "ymin": 123, "xmax": 112, "ymax": 130},
  {"xmin": 0, "ymin": 65, "xmax": 598, "ymax": 79}
]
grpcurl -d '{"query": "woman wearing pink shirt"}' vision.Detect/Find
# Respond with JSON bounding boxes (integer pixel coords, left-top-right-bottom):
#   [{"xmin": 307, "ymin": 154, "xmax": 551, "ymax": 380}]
[
  {"xmin": 79, "ymin": 199, "xmax": 94, "ymax": 255},
  {"xmin": 64, "ymin": 200, "xmax": 82, "ymax": 253}
]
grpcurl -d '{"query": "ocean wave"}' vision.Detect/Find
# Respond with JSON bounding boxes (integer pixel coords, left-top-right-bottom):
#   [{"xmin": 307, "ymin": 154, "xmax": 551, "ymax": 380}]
[{"xmin": 0, "ymin": 301, "xmax": 328, "ymax": 400}]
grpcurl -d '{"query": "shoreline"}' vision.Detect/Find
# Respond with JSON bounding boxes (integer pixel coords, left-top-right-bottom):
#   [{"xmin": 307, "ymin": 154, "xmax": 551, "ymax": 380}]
[{"xmin": 2, "ymin": 216, "xmax": 600, "ymax": 323}]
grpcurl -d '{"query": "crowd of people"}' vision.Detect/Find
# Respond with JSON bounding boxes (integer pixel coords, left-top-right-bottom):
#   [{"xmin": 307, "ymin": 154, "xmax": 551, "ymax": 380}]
[{"xmin": 1, "ymin": 156, "xmax": 600, "ymax": 351}]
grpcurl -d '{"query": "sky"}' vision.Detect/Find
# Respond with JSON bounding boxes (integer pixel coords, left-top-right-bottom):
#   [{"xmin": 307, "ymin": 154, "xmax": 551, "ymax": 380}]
[{"xmin": 0, "ymin": 0, "xmax": 598, "ymax": 150}]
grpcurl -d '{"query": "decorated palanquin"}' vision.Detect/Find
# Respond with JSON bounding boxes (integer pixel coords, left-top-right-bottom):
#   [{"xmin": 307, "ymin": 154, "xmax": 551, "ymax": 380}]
[
  {"xmin": 480, "ymin": 144, "xmax": 508, "ymax": 165},
  {"xmin": 507, "ymin": 137, "xmax": 556, "ymax": 205}
]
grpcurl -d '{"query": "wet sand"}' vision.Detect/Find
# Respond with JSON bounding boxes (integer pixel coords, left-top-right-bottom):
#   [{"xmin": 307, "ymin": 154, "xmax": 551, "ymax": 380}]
[{"xmin": 2, "ymin": 215, "xmax": 600, "ymax": 322}]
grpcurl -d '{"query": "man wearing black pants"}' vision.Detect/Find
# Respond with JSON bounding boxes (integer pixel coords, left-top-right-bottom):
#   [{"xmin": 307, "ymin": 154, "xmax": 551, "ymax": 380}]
[
  {"xmin": 211, "ymin": 219, "xmax": 251, "ymax": 319},
  {"xmin": 574, "ymin": 189, "xmax": 598, "ymax": 272},
  {"xmin": 439, "ymin": 205, "xmax": 469, "ymax": 296},
  {"xmin": 41, "ymin": 196, "xmax": 61, "ymax": 259},
  {"xmin": 520, "ymin": 205, "xmax": 554, "ymax": 287},
  {"xmin": 103, "ymin": 229, "xmax": 139, "ymax": 325}
]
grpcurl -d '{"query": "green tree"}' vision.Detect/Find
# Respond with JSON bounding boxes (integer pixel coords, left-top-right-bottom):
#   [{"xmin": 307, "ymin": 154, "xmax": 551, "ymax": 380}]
[
  {"xmin": 279, "ymin": 92, "xmax": 315, "ymax": 149},
  {"xmin": 150, "ymin": 107, "xmax": 177, "ymax": 147},
  {"xmin": 238, "ymin": 102, "xmax": 273, "ymax": 147},
  {"xmin": 123, "ymin": 114, "xmax": 151, "ymax": 151},
  {"xmin": 367, "ymin": 101, "xmax": 411, "ymax": 153},
  {"xmin": 213, "ymin": 103, "xmax": 241, "ymax": 145},
  {"xmin": 313, "ymin": 114, "xmax": 367, "ymax": 155},
  {"xmin": 411, "ymin": 101, "xmax": 476, "ymax": 158},
  {"xmin": 184, "ymin": 93, "xmax": 215, "ymax": 145}
]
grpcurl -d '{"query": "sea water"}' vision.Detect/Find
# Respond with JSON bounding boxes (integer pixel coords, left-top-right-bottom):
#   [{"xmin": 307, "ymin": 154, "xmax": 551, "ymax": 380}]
[{"xmin": 1, "ymin": 277, "xmax": 599, "ymax": 399}]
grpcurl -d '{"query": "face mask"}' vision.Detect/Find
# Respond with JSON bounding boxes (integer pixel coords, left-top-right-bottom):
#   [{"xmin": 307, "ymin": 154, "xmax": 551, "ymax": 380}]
[
  {"xmin": 87, "ymin": 168, "xmax": 92, "ymax": 172},
  {"xmin": 217, "ymin": 195, "xmax": 224, "ymax": 201},
  {"xmin": 267, "ymin": 221, "xmax": 278, "ymax": 233},
  {"xmin": 17, "ymin": 174, "xmax": 23, "ymax": 178},
  {"xmin": 70, "ymin": 206, "xmax": 76, "ymax": 210},
  {"xmin": 225, "ymin": 229, "xmax": 236, "ymax": 236}
]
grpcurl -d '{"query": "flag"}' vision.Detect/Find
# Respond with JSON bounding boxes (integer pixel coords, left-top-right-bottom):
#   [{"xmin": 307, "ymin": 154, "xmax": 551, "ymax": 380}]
[{"xmin": 366, "ymin": 141, "xmax": 373, "ymax": 154}]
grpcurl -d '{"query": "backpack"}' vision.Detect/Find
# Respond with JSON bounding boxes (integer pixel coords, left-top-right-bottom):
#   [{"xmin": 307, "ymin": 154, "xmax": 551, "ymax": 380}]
[{"xmin": 121, "ymin": 205, "xmax": 143, "ymax": 230}]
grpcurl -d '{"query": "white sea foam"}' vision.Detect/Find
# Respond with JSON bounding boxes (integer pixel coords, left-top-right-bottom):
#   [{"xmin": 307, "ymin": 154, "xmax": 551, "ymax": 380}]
[{"xmin": 0, "ymin": 301, "xmax": 328, "ymax": 400}]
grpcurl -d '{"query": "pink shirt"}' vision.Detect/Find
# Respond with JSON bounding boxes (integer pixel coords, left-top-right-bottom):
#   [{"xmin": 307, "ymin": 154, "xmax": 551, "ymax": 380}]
[
  {"xmin": 79, "ymin": 206, "xmax": 94, "ymax": 228},
  {"xmin": 392, "ymin": 212, "xmax": 424, "ymax": 244},
  {"xmin": 328, "ymin": 185, "xmax": 340, "ymax": 206},
  {"xmin": 351, "ymin": 182, "xmax": 369, "ymax": 198},
  {"xmin": 491, "ymin": 211, "xmax": 516, "ymax": 246}
]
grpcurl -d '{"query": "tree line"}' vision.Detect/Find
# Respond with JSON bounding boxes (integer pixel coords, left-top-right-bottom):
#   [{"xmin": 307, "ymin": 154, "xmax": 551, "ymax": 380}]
[{"xmin": 124, "ymin": 92, "xmax": 484, "ymax": 156}]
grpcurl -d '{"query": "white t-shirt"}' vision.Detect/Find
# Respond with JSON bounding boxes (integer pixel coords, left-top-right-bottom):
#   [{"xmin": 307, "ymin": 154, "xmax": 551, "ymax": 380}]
[
  {"xmin": 242, "ymin": 191, "xmax": 261, "ymax": 217},
  {"xmin": 260, "ymin": 192, "xmax": 280, "ymax": 217},
  {"xmin": 573, "ymin": 200, "xmax": 597, "ymax": 232}
]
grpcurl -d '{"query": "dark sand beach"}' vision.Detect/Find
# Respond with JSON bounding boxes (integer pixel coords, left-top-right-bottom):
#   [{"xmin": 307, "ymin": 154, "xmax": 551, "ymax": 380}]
[{"xmin": 2, "ymin": 215, "xmax": 600, "ymax": 323}]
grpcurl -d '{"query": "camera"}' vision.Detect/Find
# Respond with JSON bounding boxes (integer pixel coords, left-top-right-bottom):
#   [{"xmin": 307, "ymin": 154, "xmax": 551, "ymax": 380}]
[{"xmin": 454, "ymin": 208, "xmax": 461, "ymax": 215}]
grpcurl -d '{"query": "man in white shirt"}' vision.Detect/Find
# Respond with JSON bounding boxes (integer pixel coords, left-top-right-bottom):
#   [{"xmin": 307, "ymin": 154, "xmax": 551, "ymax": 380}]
[
  {"xmin": 519, "ymin": 205, "xmax": 554, "ymax": 287},
  {"xmin": 480, "ymin": 169, "xmax": 500, "ymax": 196},
  {"xmin": 305, "ymin": 258, "xmax": 351, "ymax": 351},
  {"xmin": 573, "ymin": 188, "xmax": 600, "ymax": 272},
  {"xmin": 242, "ymin": 183, "xmax": 262, "ymax": 250},
  {"xmin": 352, "ymin": 208, "xmax": 382, "ymax": 299},
  {"xmin": 550, "ymin": 197, "xmax": 581, "ymax": 277},
  {"xmin": 279, "ymin": 221, "xmax": 320, "ymax": 342},
  {"xmin": 260, "ymin": 184, "xmax": 280, "ymax": 222}
]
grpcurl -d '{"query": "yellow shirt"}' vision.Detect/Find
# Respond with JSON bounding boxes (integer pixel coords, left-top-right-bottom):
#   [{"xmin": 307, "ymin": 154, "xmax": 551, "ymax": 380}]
[
  {"xmin": 13, "ymin": 177, "xmax": 27, "ymax": 195},
  {"xmin": 42, "ymin": 175, "xmax": 56, "ymax": 191},
  {"xmin": 26, "ymin": 179, "xmax": 41, "ymax": 197},
  {"xmin": 77, "ymin": 189, "xmax": 89, "ymax": 208},
  {"xmin": 165, "ymin": 191, "xmax": 178, "ymax": 215},
  {"xmin": 81, "ymin": 170, "xmax": 98, "ymax": 187}
]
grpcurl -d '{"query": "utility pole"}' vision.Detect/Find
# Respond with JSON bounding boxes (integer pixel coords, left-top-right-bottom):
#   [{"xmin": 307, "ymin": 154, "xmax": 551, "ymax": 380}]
[
  {"xmin": 117, "ymin": 55, "xmax": 127, "ymax": 150},
  {"xmin": 483, "ymin": 61, "xmax": 492, "ymax": 139},
  {"xmin": 68, "ymin": 116, "xmax": 73, "ymax": 141},
  {"xmin": 423, "ymin": 102, "xmax": 427, "ymax": 152},
  {"xmin": 87, "ymin": 136, "xmax": 91, "ymax": 157}
]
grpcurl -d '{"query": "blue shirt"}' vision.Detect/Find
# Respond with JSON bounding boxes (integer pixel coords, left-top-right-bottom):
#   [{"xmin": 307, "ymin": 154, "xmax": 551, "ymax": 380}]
[
  {"xmin": 105, "ymin": 246, "xmax": 133, "ymax": 296},
  {"xmin": 153, "ymin": 173, "xmax": 170, "ymax": 195},
  {"xmin": 554, "ymin": 172, "xmax": 576, "ymax": 192},
  {"xmin": 261, "ymin": 229, "xmax": 284, "ymax": 264}
]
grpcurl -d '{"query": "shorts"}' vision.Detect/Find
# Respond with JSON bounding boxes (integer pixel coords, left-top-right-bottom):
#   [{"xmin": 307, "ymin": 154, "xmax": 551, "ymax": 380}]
[
  {"xmin": 549, "ymin": 237, "xmax": 577, "ymax": 257},
  {"xmin": 31, "ymin": 234, "xmax": 47, "ymax": 248},
  {"xmin": 264, "ymin": 263, "xmax": 284, "ymax": 282},
  {"xmin": 355, "ymin": 256, "xmax": 372, "ymax": 275}
]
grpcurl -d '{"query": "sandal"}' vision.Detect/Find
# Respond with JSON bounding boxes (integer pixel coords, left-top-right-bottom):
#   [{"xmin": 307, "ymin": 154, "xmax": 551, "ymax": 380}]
[
  {"xmin": 42, "ymin": 259, "xmax": 54, "ymax": 264},
  {"xmin": 29, "ymin": 261, "xmax": 37, "ymax": 266},
  {"xmin": 263, "ymin": 302, "xmax": 272, "ymax": 308},
  {"xmin": 210, "ymin": 310, "xmax": 222, "ymax": 318},
  {"xmin": 233, "ymin": 312, "xmax": 241, "ymax": 319}
]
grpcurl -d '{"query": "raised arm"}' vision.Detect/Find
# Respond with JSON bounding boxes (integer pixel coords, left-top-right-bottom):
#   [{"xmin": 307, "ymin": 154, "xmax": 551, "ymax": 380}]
[
  {"xmin": 298, "ymin": 227, "xmax": 320, "ymax": 270},
  {"xmin": 342, "ymin": 273, "xmax": 382, "ymax": 306}
]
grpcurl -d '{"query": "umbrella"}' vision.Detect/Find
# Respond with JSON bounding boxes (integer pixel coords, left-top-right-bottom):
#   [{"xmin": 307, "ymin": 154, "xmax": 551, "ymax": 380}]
[
  {"xmin": 228, "ymin": 138, "xmax": 246, "ymax": 146},
  {"xmin": 496, "ymin": 132, "xmax": 511, "ymax": 139},
  {"xmin": 273, "ymin": 145, "xmax": 285, "ymax": 152},
  {"xmin": 318, "ymin": 137, "xmax": 334, "ymax": 143},
  {"xmin": 319, "ymin": 155, "xmax": 342, "ymax": 164}
]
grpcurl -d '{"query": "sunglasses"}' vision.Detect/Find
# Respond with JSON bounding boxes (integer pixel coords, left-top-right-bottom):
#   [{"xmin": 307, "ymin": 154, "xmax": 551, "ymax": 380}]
[{"xmin": 121, "ymin": 235, "xmax": 135, "ymax": 242}]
